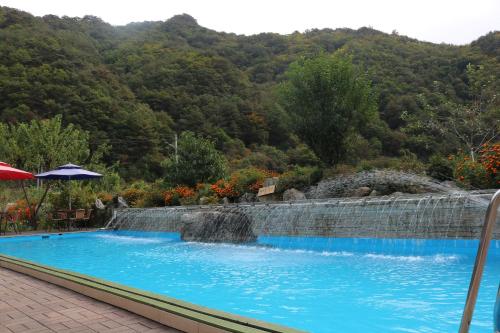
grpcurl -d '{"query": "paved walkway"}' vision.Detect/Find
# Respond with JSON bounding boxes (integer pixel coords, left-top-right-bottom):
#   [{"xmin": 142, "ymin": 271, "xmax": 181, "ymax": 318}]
[{"xmin": 0, "ymin": 268, "xmax": 180, "ymax": 333}]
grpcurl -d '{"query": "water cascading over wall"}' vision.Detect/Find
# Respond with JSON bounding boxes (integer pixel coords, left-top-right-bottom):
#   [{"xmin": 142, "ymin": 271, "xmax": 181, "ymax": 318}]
[{"xmin": 109, "ymin": 191, "xmax": 500, "ymax": 239}]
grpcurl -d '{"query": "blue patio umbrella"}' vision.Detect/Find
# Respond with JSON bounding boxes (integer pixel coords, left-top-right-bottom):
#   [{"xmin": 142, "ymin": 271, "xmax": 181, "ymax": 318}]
[{"xmin": 36, "ymin": 164, "xmax": 102, "ymax": 210}]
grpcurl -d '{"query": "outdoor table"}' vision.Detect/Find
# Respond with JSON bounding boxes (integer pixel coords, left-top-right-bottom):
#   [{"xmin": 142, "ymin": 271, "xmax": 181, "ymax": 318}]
[
  {"xmin": 52, "ymin": 210, "xmax": 74, "ymax": 231},
  {"xmin": 61, "ymin": 209, "xmax": 76, "ymax": 231}
]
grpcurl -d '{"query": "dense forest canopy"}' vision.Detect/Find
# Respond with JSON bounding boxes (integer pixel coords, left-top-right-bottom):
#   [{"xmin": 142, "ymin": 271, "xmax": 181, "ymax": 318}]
[{"xmin": 0, "ymin": 6, "xmax": 498, "ymax": 180}]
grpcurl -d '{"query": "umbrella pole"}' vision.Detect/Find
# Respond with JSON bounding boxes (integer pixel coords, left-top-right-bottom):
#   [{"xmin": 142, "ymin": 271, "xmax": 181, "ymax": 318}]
[
  {"xmin": 33, "ymin": 183, "xmax": 51, "ymax": 226},
  {"xmin": 69, "ymin": 181, "xmax": 71, "ymax": 211},
  {"xmin": 20, "ymin": 181, "xmax": 34, "ymax": 227},
  {"xmin": 20, "ymin": 180, "xmax": 31, "ymax": 207}
]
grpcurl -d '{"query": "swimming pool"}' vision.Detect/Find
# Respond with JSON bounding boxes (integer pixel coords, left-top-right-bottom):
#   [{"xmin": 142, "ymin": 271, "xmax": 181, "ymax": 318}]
[{"xmin": 0, "ymin": 231, "xmax": 498, "ymax": 333}]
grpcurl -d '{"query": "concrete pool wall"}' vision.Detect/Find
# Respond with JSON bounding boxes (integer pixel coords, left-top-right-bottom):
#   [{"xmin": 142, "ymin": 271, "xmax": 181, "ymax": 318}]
[{"xmin": 111, "ymin": 191, "xmax": 500, "ymax": 239}]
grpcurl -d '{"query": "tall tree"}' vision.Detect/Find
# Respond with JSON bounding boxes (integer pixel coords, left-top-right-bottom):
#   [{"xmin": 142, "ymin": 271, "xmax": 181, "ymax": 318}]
[
  {"xmin": 0, "ymin": 115, "xmax": 101, "ymax": 173},
  {"xmin": 280, "ymin": 53, "xmax": 378, "ymax": 165},
  {"xmin": 162, "ymin": 131, "xmax": 227, "ymax": 186}
]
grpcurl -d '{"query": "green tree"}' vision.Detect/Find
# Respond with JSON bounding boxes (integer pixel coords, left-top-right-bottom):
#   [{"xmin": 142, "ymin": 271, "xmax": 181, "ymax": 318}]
[
  {"xmin": 402, "ymin": 64, "xmax": 500, "ymax": 161},
  {"xmin": 0, "ymin": 115, "xmax": 100, "ymax": 173},
  {"xmin": 0, "ymin": 115, "xmax": 116, "ymax": 227},
  {"xmin": 162, "ymin": 131, "xmax": 227, "ymax": 186},
  {"xmin": 280, "ymin": 53, "xmax": 378, "ymax": 165}
]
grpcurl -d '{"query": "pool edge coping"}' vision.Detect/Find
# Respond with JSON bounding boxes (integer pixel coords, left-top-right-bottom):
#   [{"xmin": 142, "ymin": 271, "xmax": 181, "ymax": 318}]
[{"xmin": 0, "ymin": 253, "xmax": 306, "ymax": 333}]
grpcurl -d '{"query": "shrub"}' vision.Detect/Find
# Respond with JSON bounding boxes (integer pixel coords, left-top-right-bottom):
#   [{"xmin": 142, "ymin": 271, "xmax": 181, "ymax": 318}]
[
  {"xmin": 322, "ymin": 164, "xmax": 357, "ymax": 178},
  {"xmin": 396, "ymin": 149, "xmax": 426, "ymax": 173},
  {"xmin": 97, "ymin": 192, "xmax": 113, "ymax": 205},
  {"xmin": 195, "ymin": 183, "xmax": 215, "ymax": 198},
  {"xmin": 49, "ymin": 185, "xmax": 95, "ymax": 210},
  {"xmin": 357, "ymin": 151, "xmax": 425, "ymax": 174},
  {"xmin": 201, "ymin": 195, "xmax": 220, "ymax": 204},
  {"xmin": 179, "ymin": 196, "xmax": 198, "ymax": 206},
  {"xmin": 120, "ymin": 188, "xmax": 147, "ymax": 207},
  {"xmin": 208, "ymin": 168, "xmax": 279, "ymax": 201},
  {"xmin": 164, "ymin": 186, "xmax": 195, "ymax": 206},
  {"xmin": 276, "ymin": 166, "xmax": 323, "ymax": 193},
  {"xmin": 230, "ymin": 168, "xmax": 277, "ymax": 194},
  {"xmin": 453, "ymin": 143, "xmax": 500, "ymax": 189},
  {"xmin": 210, "ymin": 179, "xmax": 239, "ymax": 199},
  {"xmin": 286, "ymin": 144, "xmax": 321, "ymax": 167},
  {"xmin": 427, "ymin": 155, "xmax": 453, "ymax": 181},
  {"xmin": 233, "ymin": 145, "xmax": 288, "ymax": 173},
  {"xmin": 141, "ymin": 189, "xmax": 166, "ymax": 207},
  {"xmin": 344, "ymin": 133, "xmax": 382, "ymax": 164},
  {"xmin": 357, "ymin": 157, "xmax": 395, "ymax": 171}
]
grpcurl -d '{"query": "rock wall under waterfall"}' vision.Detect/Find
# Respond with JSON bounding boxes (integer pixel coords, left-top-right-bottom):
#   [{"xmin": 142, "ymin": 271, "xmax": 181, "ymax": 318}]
[{"xmin": 110, "ymin": 192, "xmax": 500, "ymax": 239}]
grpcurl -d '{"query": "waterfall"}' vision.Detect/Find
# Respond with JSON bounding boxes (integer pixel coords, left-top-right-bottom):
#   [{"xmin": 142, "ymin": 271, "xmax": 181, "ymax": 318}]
[{"xmin": 109, "ymin": 190, "xmax": 499, "ymax": 240}]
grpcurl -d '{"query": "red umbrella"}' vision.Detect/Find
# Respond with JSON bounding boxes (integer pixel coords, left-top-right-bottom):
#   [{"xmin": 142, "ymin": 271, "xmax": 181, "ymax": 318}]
[
  {"xmin": 0, "ymin": 162, "xmax": 36, "ymax": 229},
  {"xmin": 0, "ymin": 162, "xmax": 35, "ymax": 180}
]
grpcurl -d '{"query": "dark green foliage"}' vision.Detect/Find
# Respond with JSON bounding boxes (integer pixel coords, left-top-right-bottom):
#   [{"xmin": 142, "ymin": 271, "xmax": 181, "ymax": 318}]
[
  {"xmin": 280, "ymin": 53, "xmax": 378, "ymax": 165},
  {"xmin": 286, "ymin": 144, "xmax": 321, "ymax": 167},
  {"xmin": 427, "ymin": 155, "xmax": 454, "ymax": 181},
  {"xmin": 233, "ymin": 145, "xmax": 288, "ymax": 172},
  {"xmin": 162, "ymin": 131, "xmax": 227, "ymax": 186},
  {"xmin": 276, "ymin": 166, "xmax": 323, "ymax": 193},
  {"xmin": 0, "ymin": 6, "xmax": 498, "ymax": 178}
]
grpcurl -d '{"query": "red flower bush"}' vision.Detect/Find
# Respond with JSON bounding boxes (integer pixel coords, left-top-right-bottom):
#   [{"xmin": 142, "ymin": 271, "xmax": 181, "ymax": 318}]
[
  {"xmin": 164, "ymin": 186, "xmax": 195, "ymax": 205},
  {"xmin": 210, "ymin": 179, "xmax": 239, "ymax": 199},
  {"xmin": 453, "ymin": 143, "xmax": 500, "ymax": 189}
]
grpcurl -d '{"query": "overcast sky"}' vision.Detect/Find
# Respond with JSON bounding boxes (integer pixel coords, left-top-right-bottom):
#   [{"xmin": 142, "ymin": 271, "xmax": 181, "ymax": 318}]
[{"xmin": 1, "ymin": 0, "xmax": 499, "ymax": 45}]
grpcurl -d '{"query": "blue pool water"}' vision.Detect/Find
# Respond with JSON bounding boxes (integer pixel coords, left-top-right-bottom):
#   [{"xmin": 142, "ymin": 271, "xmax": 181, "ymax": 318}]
[{"xmin": 0, "ymin": 231, "xmax": 498, "ymax": 333}]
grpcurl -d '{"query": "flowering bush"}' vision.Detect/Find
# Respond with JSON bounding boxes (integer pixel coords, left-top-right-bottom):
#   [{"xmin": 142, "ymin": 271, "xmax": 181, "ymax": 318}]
[
  {"xmin": 97, "ymin": 192, "xmax": 113, "ymax": 205},
  {"xmin": 121, "ymin": 188, "xmax": 146, "ymax": 207},
  {"xmin": 164, "ymin": 186, "xmax": 195, "ymax": 206},
  {"xmin": 5, "ymin": 200, "xmax": 31, "ymax": 229},
  {"xmin": 210, "ymin": 168, "xmax": 279, "ymax": 200},
  {"xmin": 452, "ymin": 143, "xmax": 500, "ymax": 189},
  {"xmin": 230, "ymin": 168, "xmax": 278, "ymax": 194},
  {"xmin": 210, "ymin": 179, "xmax": 239, "ymax": 199},
  {"xmin": 479, "ymin": 144, "xmax": 500, "ymax": 179}
]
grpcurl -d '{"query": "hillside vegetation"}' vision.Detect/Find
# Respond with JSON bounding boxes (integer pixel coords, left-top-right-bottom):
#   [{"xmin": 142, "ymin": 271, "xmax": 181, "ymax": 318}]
[{"xmin": 0, "ymin": 7, "xmax": 499, "ymax": 181}]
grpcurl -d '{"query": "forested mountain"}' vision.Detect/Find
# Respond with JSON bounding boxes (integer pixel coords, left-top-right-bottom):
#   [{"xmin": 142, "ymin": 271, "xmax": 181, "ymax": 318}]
[{"xmin": 0, "ymin": 6, "xmax": 498, "ymax": 179}]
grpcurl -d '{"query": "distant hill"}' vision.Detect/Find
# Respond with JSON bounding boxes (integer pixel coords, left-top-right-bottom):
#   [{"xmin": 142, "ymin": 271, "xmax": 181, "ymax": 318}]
[{"xmin": 0, "ymin": 7, "xmax": 498, "ymax": 178}]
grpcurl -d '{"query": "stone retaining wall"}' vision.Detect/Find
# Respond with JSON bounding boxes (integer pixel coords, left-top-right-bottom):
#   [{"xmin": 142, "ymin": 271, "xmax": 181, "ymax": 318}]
[{"xmin": 112, "ymin": 192, "xmax": 500, "ymax": 239}]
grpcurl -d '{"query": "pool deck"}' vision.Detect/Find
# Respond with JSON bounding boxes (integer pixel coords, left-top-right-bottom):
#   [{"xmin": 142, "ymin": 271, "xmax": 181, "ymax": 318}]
[{"xmin": 0, "ymin": 267, "xmax": 180, "ymax": 333}]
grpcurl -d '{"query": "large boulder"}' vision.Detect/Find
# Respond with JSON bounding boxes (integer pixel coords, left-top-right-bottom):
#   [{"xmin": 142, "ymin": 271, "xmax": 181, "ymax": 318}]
[
  {"xmin": 306, "ymin": 170, "xmax": 446, "ymax": 199},
  {"xmin": 238, "ymin": 192, "xmax": 256, "ymax": 203},
  {"xmin": 349, "ymin": 186, "xmax": 371, "ymax": 197},
  {"xmin": 108, "ymin": 196, "xmax": 129, "ymax": 209},
  {"xmin": 180, "ymin": 210, "xmax": 256, "ymax": 243},
  {"xmin": 283, "ymin": 188, "xmax": 306, "ymax": 201},
  {"xmin": 95, "ymin": 198, "xmax": 105, "ymax": 209}
]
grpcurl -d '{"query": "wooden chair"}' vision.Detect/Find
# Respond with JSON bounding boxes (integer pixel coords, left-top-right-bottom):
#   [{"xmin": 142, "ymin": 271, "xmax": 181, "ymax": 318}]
[
  {"xmin": 71, "ymin": 209, "xmax": 93, "ymax": 230},
  {"xmin": 81, "ymin": 209, "xmax": 92, "ymax": 229},
  {"xmin": 69, "ymin": 209, "xmax": 85, "ymax": 230},
  {"xmin": 50, "ymin": 211, "xmax": 69, "ymax": 231}
]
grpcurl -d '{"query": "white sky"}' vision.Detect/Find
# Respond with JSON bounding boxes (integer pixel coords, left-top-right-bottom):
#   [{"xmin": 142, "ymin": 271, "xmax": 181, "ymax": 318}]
[{"xmin": 1, "ymin": 0, "xmax": 499, "ymax": 45}]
